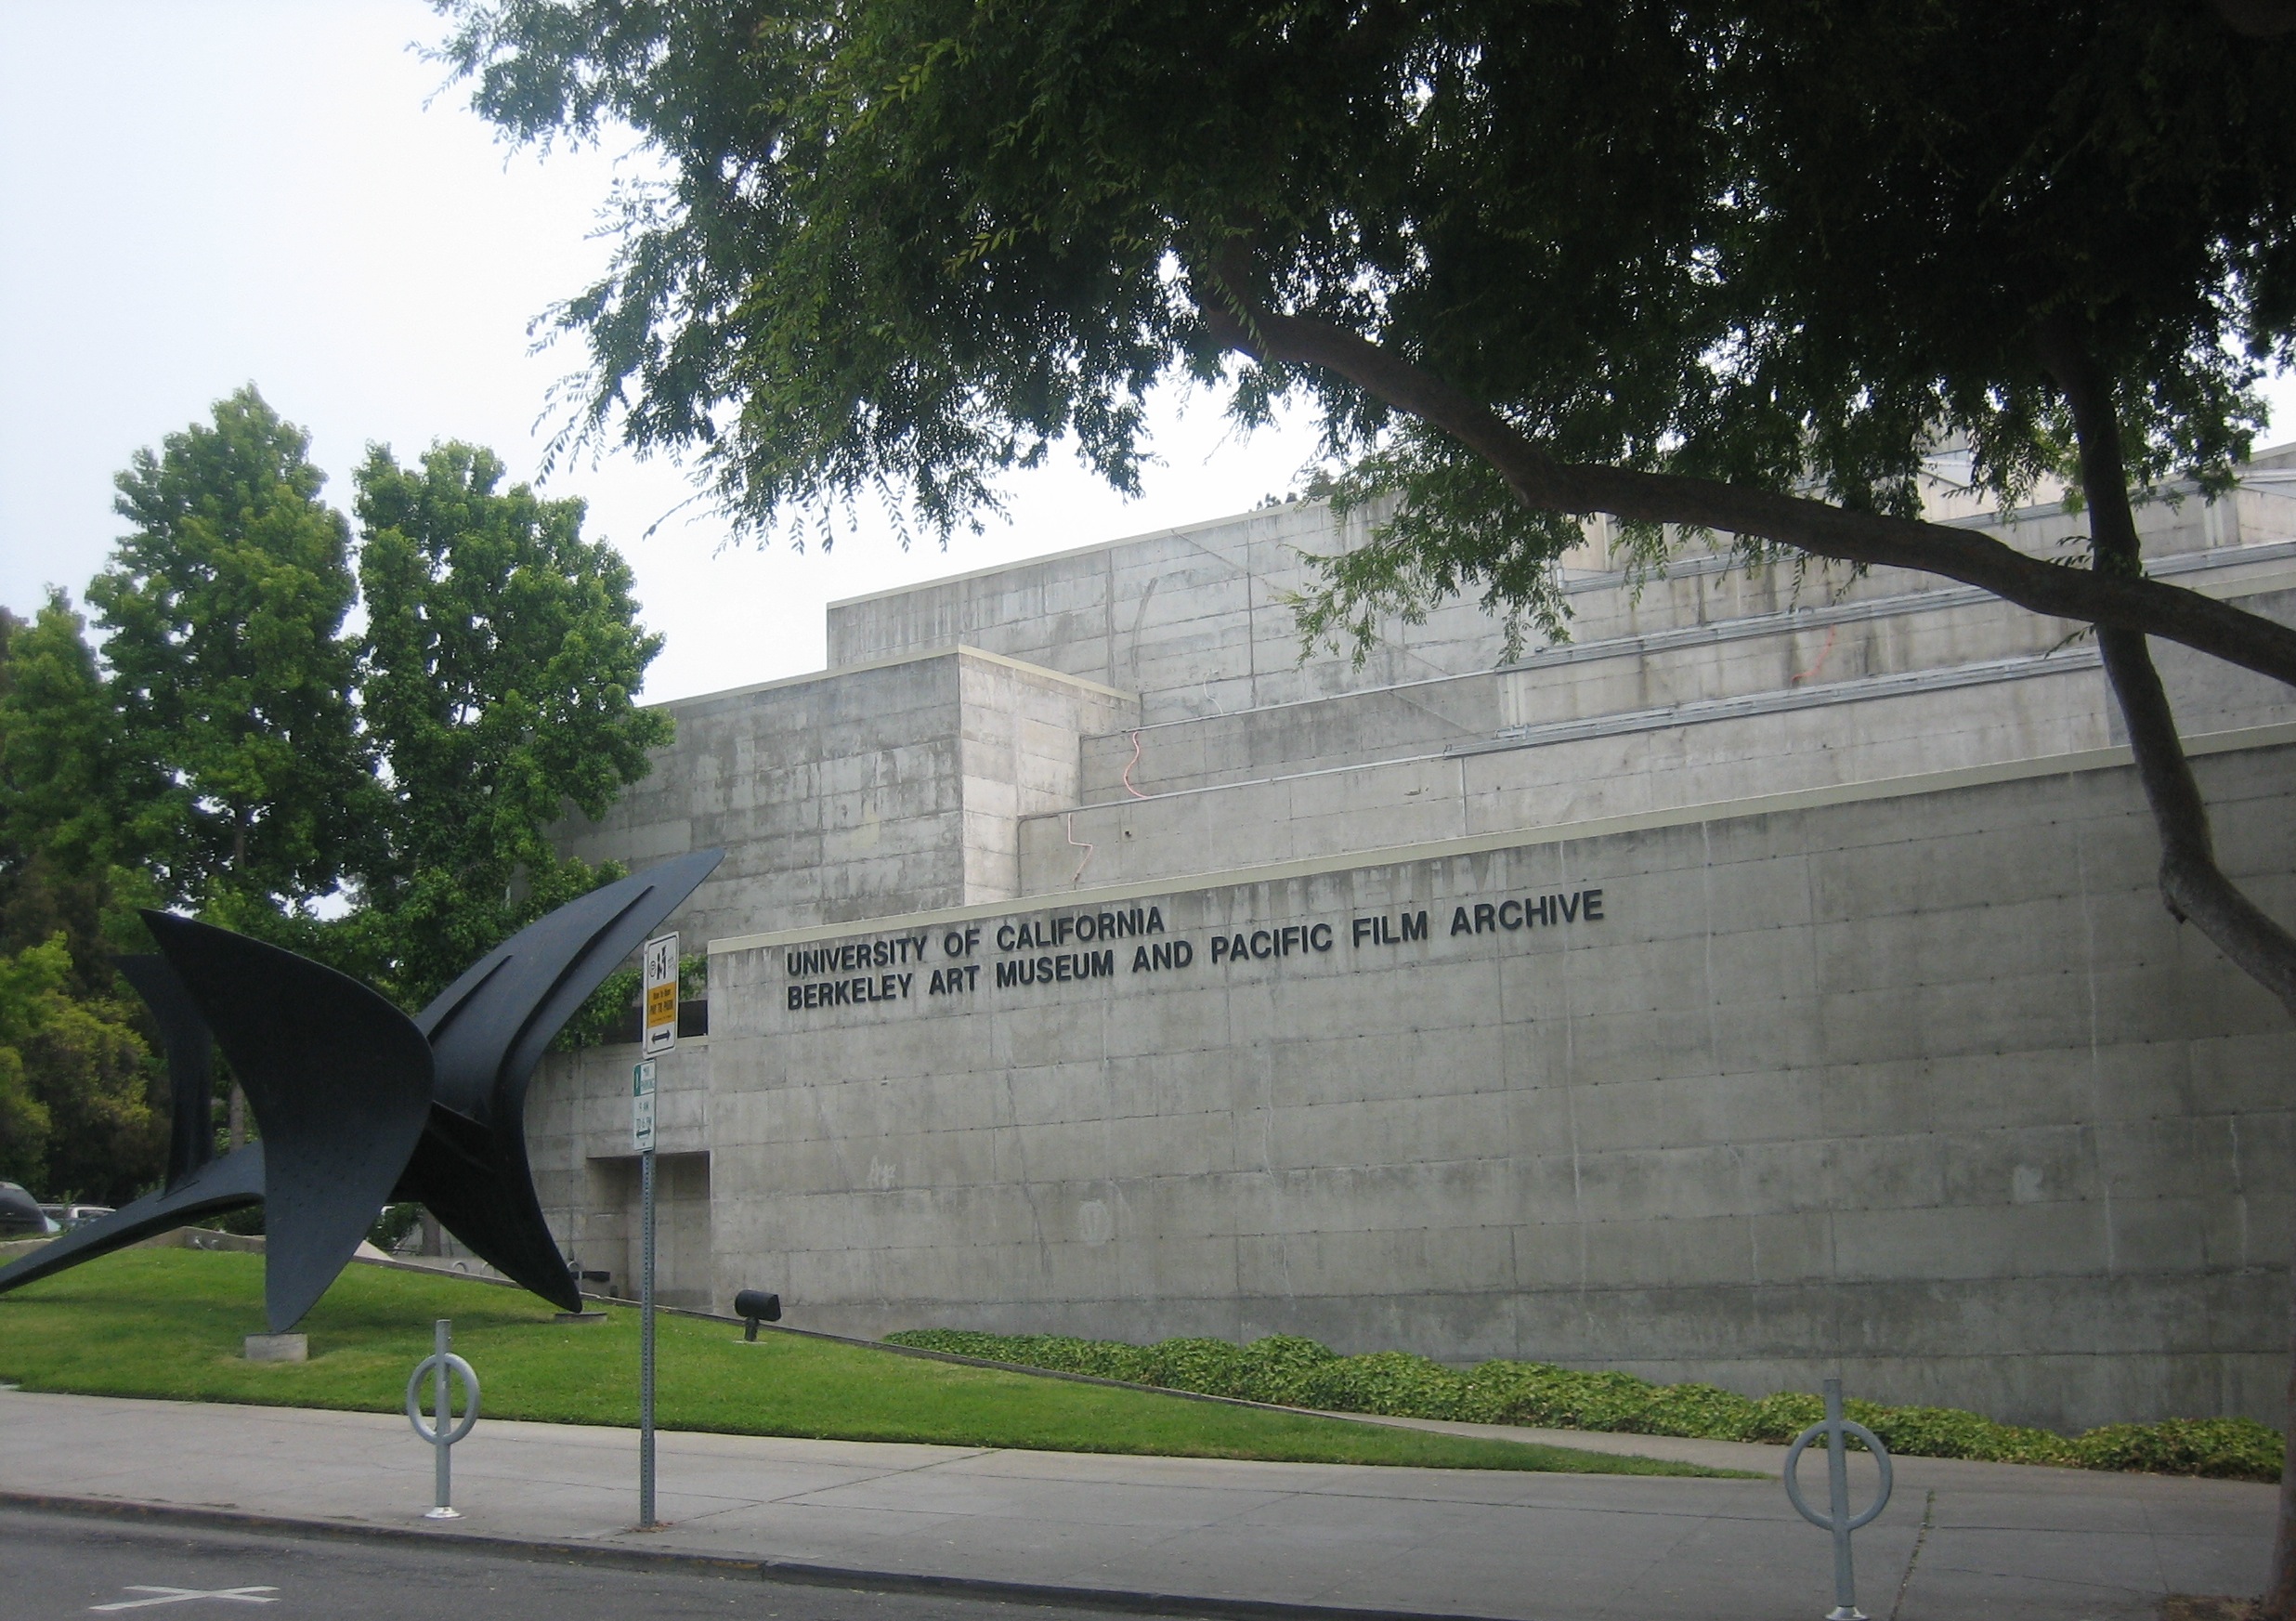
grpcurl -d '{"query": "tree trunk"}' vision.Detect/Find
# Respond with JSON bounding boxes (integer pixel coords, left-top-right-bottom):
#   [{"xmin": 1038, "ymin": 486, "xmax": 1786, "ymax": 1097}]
[
  {"xmin": 227, "ymin": 1083, "xmax": 245, "ymax": 1153},
  {"xmin": 2038, "ymin": 329, "xmax": 2296, "ymax": 1612},
  {"xmin": 1199, "ymin": 285, "xmax": 2296, "ymax": 1612}
]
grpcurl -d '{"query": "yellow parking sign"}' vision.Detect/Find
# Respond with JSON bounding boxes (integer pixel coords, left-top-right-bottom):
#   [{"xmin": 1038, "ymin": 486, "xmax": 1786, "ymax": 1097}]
[{"xmin": 642, "ymin": 933, "xmax": 678, "ymax": 1055}]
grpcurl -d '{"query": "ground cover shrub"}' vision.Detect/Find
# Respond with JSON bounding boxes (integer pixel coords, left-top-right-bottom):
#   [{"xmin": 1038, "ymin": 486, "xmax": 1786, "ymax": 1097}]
[
  {"xmin": 885, "ymin": 1328, "xmax": 2282, "ymax": 1483},
  {"xmin": 2069, "ymin": 1418, "xmax": 2283, "ymax": 1478}
]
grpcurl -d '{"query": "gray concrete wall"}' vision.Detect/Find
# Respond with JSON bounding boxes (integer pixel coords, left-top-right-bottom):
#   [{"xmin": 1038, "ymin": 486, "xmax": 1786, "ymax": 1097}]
[
  {"xmin": 574, "ymin": 478, "xmax": 2294, "ymax": 936},
  {"xmin": 528, "ymin": 1038, "xmax": 718, "ymax": 1308},
  {"xmin": 1075, "ymin": 584, "xmax": 2103, "ymax": 804},
  {"xmin": 531, "ymin": 727, "xmax": 2296, "ymax": 1433},
  {"xmin": 956, "ymin": 655, "xmax": 1140, "ymax": 903},
  {"xmin": 553, "ymin": 647, "xmax": 1134, "ymax": 944},
  {"xmin": 1073, "ymin": 543, "xmax": 2296, "ymax": 806},
  {"xmin": 1023, "ymin": 655, "xmax": 2118, "ymax": 895},
  {"xmin": 824, "ymin": 462, "xmax": 2296, "ymax": 726},
  {"xmin": 527, "ymin": 451, "xmax": 2296, "ymax": 1432}
]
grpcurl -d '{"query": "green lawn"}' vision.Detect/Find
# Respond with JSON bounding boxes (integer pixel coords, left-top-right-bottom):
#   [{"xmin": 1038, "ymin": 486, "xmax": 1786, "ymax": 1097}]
[{"xmin": 0, "ymin": 1249, "xmax": 1729, "ymax": 1476}]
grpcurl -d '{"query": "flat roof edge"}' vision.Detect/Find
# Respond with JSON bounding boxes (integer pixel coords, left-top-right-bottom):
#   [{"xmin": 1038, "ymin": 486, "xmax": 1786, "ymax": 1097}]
[
  {"xmin": 646, "ymin": 644, "xmax": 1135, "ymax": 709},
  {"xmin": 823, "ymin": 501, "xmax": 1339, "ymax": 613}
]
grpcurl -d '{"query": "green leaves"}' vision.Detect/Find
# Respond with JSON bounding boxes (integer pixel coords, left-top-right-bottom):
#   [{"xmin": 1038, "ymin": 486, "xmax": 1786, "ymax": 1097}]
[
  {"xmin": 88, "ymin": 386, "xmax": 378, "ymax": 915},
  {"xmin": 353, "ymin": 440, "xmax": 672, "ymax": 1006},
  {"xmin": 441, "ymin": 1, "xmax": 2296, "ymax": 621},
  {"xmin": 0, "ymin": 594, "xmax": 146, "ymax": 883},
  {"xmin": 0, "ymin": 390, "xmax": 673, "ymax": 1204},
  {"xmin": 0, "ymin": 604, "xmax": 171, "ymax": 1203},
  {"xmin": 0, "ymin": 935, "xmax": 158, "ymax": 1203}
]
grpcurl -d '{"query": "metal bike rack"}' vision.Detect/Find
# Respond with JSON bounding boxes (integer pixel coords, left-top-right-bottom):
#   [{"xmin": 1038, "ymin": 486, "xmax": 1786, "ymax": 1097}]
[
  {"xmin": 406, "ymin": 1317, "xmax": 481, "ymax": 1520},
  {"xmin": 1783, "ymin": 1377, "xmax": 1894, "ymax": 1621}
]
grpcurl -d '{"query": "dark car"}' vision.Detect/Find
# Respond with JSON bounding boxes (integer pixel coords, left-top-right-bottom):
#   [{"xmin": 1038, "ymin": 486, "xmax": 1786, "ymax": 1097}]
[{"xmin": 0, "ymin": 1183, "xmax": 58, "ymax": 1239}]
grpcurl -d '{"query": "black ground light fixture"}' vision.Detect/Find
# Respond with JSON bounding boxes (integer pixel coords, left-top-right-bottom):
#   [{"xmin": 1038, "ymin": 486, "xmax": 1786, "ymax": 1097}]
[
  {"xmin": 735, "ymin": 1289, "xmax": 783, "ymax": 1340},
  {"xmin": 0, "ymin": 852, "xmax": 724, "ymax": 1332}
]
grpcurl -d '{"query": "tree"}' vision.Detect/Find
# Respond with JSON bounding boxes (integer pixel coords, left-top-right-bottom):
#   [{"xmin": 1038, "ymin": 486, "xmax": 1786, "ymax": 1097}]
[
  {"xmin": 0, "ymin": 594, "xmax": 147, "ymax": 896},
  {"xmin": 353, "ymin": 440, "xmax": 672, "ymax": 1006},
  {"xmin": 89, "ymin": 386, "xmax": 382, "ymax": 926},
  {"xmin": 0, "ymin": 936, "xmax": 160, "ymax": 1206},
  {"xmin": 0, "ymin": 601, "xmax": 167, "ymax": 1201},
  {"xmin": 441, "ymin": 0, "xmax": 2296, "ymax": 1599},
  {"xmin": 89, "ymin": 386, "xmax": 383, "ymax": 1152}
]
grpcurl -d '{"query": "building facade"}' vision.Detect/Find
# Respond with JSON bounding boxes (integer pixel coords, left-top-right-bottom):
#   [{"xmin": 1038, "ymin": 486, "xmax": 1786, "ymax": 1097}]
[{"xmin": 536, "ymin": 456, "xmax": 2296, "ymax": 1431}]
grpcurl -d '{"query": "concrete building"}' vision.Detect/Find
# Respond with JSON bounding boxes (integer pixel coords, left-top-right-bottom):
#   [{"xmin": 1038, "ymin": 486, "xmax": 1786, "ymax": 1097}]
[{"xmin": 536, "ymin": 451, "xmax": 2296, "ymax": 1431}]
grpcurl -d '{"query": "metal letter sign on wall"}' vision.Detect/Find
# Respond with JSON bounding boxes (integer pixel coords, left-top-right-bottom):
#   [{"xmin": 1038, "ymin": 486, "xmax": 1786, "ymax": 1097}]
[
  {"xmin": 643, "ymin": 932, "xmax": 678, "ymax": 1055},
  {"xmin": 0, "ymin": 853, "xmax": 723, "ymax": 1332}
]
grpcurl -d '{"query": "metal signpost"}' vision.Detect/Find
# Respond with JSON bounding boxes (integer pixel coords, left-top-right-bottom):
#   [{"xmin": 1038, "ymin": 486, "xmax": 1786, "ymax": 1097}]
[
  {"xmin": 631, "ymin": 1053, "xmax": 659, "ymax": 1526},
  {"xmin": 1782, "ymin": 1378, "xmax": 1894, "ymax": 1621},
  {"xmin": 635, "ymin": 930, "xmax": 676, "ymax": 1529},
  {"xmin": 406, "ymin": 1318, "xmax": 479, "ymax": 1520}
]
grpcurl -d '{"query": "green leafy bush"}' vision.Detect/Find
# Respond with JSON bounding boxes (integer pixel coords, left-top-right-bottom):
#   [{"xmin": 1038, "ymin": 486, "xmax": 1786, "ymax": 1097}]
[
  {"xmin": 883, "ymin": 1328, "xmax": 2282, "ymax": 1482},
  {"xmin": 1236, "ymin": 1335, "xmax": 1339, "ymax": 1406},
  {"xmin": 2070, "ymin": 1418, "xmax": 2283, "ymax": 1478},
  {"xmin": 1141, "ymin": 1338, "xmax": 1248, "ymax": 1397}
]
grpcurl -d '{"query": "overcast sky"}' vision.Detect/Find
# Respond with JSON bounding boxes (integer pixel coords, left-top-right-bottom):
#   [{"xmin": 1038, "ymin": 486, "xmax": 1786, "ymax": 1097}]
[
  {"xmin": 6, "ymin": 2, "xmax": 2293, "ymax": 705},
  {"xmin": 0, "ymin": 0, "xmax": 1323, "ymax": 702}
]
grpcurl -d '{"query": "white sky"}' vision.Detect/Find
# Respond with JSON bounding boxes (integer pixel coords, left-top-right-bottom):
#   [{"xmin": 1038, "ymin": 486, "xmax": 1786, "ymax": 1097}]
[
  {"xmin": 6, "ymin": 1, "xmax": 2293, "ymax": 706},
  {"xmin": 0, "ymin": 0, "xmax": 1323, "ymax": 703}
]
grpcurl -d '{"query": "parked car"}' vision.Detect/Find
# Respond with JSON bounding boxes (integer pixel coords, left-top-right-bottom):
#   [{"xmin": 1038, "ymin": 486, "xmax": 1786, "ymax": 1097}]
[
  {"xmin": 40, "ymin": 1203, "xmax": 112, "ymax": 1230},
  {"xmin": 0, "ymin": 1183, "xmax": 58, "ymax": 1239}
]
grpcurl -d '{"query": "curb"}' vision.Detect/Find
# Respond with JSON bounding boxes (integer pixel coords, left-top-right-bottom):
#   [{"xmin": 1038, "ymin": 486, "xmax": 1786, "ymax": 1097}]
[{"xmin": 0, "ymin": 1490, "xmax": 1519, "ymax": 1621}]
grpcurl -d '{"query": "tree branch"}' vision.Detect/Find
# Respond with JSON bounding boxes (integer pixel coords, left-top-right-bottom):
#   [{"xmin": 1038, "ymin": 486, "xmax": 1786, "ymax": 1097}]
[
  {"xmin": 2096, "ymin": 625, "xmax": 2296, "ymax": 1013},
  {"xmin": 1194, "ymin": 288, "xmax": 2296, "ymax": 691},
  {"xmin": 2044, "ymin": 314, "xmax": 2296, "ymax": 1621},
  {"xmin": 2039, "ymin": 316, "xmax": 2296, "ymax": 1016}
]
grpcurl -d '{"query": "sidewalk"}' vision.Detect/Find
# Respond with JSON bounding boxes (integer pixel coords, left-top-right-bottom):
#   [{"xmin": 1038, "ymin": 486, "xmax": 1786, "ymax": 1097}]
[{"xmin": 0, "ymin": 1388, "xmax": 2268, "ymax": 1620}]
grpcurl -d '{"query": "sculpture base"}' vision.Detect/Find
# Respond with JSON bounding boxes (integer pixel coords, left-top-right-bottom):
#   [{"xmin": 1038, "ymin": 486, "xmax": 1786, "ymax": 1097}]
[
  {"xmin": 554, "ymin": 1311, "xmax": 607, "ymax": 1323},
  {"xmin": 242, "ymin": 1333, "xmax": 307, "ymax": 1363}
]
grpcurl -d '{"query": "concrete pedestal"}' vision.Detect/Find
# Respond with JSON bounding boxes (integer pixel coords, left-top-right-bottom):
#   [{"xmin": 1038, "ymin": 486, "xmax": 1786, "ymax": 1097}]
[{"xmin": 241, "ymin": 1333, "xmax": 307, "ymax": 1363}]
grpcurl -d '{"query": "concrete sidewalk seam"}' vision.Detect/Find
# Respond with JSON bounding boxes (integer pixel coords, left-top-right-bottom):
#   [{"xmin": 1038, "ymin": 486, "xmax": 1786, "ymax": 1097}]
[{"xmin": 0, "ymin": 1492, "xmax": 1529, "ymax": 1621}]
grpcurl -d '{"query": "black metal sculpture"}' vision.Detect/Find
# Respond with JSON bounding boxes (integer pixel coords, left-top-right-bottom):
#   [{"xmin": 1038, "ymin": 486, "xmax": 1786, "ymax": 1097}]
[{"xmin": 0, "ymin": 851, "xmax": 723, "ymax": 1332}]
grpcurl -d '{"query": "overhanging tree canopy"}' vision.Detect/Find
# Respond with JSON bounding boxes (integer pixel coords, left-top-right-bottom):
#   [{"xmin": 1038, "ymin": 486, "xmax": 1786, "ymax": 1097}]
[
  {"xmin": 437, "ymin": 0, "xmax": 2296, "ymax": 978},
  {"xmin": 439, "ymin": 1, "xmax": 2296, "ymax": 1600},
  {"xmin": 440, "ymin": 2, "xmax": 2296, "ymax": 657}
]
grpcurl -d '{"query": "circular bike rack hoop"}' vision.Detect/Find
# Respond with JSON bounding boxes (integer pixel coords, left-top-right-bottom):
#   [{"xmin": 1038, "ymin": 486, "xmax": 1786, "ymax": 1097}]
[
  {"xmin": 1782, "ymin": 1416, "xmax": 1892, "ymax": 1532},
  {"xmin": 406, "ymin": 1352, "xmax": 481, "ymax": 1445}
]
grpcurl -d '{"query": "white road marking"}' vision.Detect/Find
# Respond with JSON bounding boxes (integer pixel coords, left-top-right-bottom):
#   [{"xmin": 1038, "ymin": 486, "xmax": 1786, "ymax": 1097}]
[{"xmin": 89, "ymin": 1587, "xmax": 280, "ymax": 1611}]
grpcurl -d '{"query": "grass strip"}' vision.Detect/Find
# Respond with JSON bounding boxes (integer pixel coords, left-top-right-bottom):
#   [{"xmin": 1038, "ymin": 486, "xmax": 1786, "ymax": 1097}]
[
  {"xmin": 0, "ymin": 1250, "xmax": 1732, "ymax": 1476},
  {"xmin": 886, "ymin": 1328, "xmax": 2283, "ymax": 1483}
]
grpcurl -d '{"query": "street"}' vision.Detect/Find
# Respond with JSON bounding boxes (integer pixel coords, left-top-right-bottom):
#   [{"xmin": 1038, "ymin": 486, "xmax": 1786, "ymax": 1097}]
[{"xmin": 0, "ymin": 1509, "xmax": 1156, "ymax": 1621}]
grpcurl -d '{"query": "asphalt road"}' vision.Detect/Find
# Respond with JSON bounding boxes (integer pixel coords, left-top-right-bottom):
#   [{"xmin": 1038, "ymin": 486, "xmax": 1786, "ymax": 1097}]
[{"xmin": 0, "ymin": 1510, "xmax": 1166, "ymax": 1621}]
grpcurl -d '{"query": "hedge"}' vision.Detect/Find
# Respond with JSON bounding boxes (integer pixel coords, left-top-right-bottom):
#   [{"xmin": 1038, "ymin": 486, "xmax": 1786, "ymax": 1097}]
[{"xmin": 882, "ymin": 1329, "xmax": 2283, "ymax": 1483}]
